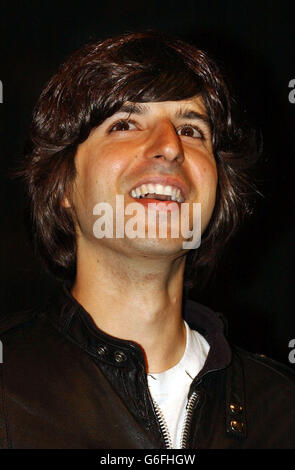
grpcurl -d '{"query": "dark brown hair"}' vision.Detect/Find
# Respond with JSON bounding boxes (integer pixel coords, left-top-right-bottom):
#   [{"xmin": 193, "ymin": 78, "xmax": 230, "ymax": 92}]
[{"xmin": 21, "ymin": 31, "xmax": 260, "ymax": 288}]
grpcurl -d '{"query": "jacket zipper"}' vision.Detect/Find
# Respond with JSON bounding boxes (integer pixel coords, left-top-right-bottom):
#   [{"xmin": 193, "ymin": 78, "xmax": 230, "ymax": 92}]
[
  {"xmin": 151, "ymin": 390, "xmax": 199, "ymax": 449},
  {"xmin": 151, "ymin": 398, "xmax": 173, "ymax": 449},
  {"xmin": 180, "ymin": 391, "xmax": 199, "ymax": 448}
]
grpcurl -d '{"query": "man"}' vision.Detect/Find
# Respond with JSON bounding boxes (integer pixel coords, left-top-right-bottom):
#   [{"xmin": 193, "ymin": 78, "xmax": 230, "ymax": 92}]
[{"xmin": 1, "ymin": 31, "xmax": 294, "ymax": 449}]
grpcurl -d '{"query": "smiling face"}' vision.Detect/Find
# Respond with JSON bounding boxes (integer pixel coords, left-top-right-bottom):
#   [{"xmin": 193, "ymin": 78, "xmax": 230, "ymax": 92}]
[{"xmin": 68, "ymin": 96, "xmax": 218, "ymax": 259}]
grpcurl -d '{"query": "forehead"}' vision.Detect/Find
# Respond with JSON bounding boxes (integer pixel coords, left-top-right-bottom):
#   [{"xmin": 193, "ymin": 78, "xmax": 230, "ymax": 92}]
[{"xmin": 116, "ymin": 95, "xmax": 208, "ymax": 116}]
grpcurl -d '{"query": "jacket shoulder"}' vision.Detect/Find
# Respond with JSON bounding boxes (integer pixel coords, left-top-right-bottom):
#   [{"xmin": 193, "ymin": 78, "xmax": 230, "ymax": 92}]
[
  {"xmin": 229, "ymin": 346, "xmax": 295, "ymax": 447},
  {"xmin": 0, "ymin": 309, "xmax": 40, "ymax": 337},
  {"xmin": 0, "ymin": 306, "xmax": 49, "ymax": 340},
  {"xmin": 233, "ymin": 345, "xmax": 295, "ymax": 385}
]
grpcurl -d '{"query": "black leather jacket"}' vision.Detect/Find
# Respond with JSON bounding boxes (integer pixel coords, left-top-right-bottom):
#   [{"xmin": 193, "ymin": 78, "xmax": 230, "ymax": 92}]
[{"xmin": 0, "ymin": 283, "xmax": 294, "ymax": 449}]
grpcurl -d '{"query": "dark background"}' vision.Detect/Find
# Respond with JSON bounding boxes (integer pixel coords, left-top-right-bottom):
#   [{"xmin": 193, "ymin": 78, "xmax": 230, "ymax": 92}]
[{"xmin": 1, "ymin": 1, "xmax": 294, "ymax": 365}]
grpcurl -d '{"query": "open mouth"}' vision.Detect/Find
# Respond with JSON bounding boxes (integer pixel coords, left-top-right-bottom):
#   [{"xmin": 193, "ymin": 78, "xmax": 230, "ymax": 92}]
[{"xmin": 129, "ymin": 183, "xmax": 184, "ymax": 203}]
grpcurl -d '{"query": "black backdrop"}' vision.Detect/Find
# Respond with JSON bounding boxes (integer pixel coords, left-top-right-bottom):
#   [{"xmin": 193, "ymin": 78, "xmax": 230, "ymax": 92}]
[{"xmin": 1, "ymin": 0, "xmax": 294, "ymax": 366}]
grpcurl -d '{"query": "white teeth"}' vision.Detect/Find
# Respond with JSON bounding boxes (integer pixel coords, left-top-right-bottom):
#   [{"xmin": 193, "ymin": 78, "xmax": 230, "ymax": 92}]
[
  {"xmin": 155, "ymin": 184, "xmax": 163, "ymax": 194},
  {"xmin": 165, "ymin": 185, "xmax": 173, "ymax": 196},
  {"xmin": 141, "ymin": 184, "xmax": 148, "ymax": 195},
  {"xmin": 130, "ymin": 183, "xmax": 184, "ymax": 202}
]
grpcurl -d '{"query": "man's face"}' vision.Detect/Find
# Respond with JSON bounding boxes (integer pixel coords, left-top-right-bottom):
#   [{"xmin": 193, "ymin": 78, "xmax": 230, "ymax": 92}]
[{"xmin": 69, "ymin": 96, "xmax": 218, "ymax": 259}]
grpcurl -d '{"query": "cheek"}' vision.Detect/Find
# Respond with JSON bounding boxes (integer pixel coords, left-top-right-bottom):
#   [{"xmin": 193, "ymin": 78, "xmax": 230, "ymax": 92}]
[
  {"xmin": 189, "ymin": 155, "xmax": 218, "ymax": 232},
  {"xmin": 76, "ymin": 143, "xmax": 128, "ymax": 203},
  {"xmin": 89, "ymin": 141, "xmax": 133, "ymax": 178},
  {"xmin": 190, "ymin": 154, "xmax": 218, "ymax": 199}
]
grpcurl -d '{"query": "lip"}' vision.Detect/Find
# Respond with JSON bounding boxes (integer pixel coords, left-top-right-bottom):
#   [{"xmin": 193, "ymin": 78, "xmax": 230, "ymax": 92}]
[
  {"xmin": 128, "ymin": 175, "xmax": 189, "ymax": 201},
  {"xmin": 131, "ymin": 197, "xmax": 182, "ymax": 212}
]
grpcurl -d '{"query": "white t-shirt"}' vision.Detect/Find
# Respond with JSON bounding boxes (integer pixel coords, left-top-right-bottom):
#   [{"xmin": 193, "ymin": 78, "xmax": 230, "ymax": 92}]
[{"xmin": 147, "ymin": 321, "xmax": 210, "ymax": 448}]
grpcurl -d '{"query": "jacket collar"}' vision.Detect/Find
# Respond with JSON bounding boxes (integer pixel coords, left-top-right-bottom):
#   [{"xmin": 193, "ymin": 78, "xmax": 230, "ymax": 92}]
[{"xmin": 45, "ymin": 282, "xmax": 232, "ymax": 376}]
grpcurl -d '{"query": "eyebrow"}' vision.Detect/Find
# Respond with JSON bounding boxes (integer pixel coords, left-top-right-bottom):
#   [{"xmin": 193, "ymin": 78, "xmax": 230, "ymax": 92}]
[
  {"xmin": 117, "ymin": 102, "xmax": 211, "ymax": 130},
  {"xmin": 118, "ymin": 103, "xmax": 148, "ymax": 115},
  {"xmin": 175, "ymin": 109, "xmax": 210, "ymax": 125}
]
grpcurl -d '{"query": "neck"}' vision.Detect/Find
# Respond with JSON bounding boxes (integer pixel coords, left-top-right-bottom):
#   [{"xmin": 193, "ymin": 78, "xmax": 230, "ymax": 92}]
[{"xmin": 71, "ymin": 241, "xmax": 188, "ymax": 373}]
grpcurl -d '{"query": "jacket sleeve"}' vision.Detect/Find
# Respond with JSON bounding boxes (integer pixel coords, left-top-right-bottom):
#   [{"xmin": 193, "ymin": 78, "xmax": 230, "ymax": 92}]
[{"xmin": 0, "ymin": 361, "xmax": 9, "ymax": 448}]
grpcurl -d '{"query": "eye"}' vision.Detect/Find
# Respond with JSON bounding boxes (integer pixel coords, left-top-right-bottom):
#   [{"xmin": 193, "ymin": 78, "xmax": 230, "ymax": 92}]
[
  {"xmin": 177, "ymin": 125, "xmax": 204, "ymax": 139},
  {"xmin": 109, "ymin": 120, "xmax": 137, "ymax": 132}
]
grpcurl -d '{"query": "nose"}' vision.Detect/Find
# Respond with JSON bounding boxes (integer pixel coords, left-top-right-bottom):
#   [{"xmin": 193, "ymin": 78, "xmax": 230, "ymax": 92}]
[{"xmin": 143, "ymin": 120, "xmax": 185, "ymax": 165}]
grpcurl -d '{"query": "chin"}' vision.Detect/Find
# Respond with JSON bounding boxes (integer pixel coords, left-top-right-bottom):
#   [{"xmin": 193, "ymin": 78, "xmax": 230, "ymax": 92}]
[{"xmin": 124, "ymin": 237, "xmax": 191, "ymax": 258}]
